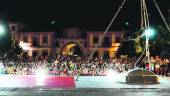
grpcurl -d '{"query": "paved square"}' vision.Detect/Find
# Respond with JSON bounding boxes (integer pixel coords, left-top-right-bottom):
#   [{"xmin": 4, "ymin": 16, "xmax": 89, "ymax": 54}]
[{"xmin": 0, "ymin": 74, "xmax": 170, "ymax": 96}]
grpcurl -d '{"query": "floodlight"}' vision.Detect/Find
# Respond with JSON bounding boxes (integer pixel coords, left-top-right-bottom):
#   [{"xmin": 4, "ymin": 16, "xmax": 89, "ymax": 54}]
[
  {"xmin": 0, "ymin": 25, "xmax": 5, "ymax": 35},
  {"xmin": 144, "ymin": 28, "xmax": 155, "ymax": 37}
]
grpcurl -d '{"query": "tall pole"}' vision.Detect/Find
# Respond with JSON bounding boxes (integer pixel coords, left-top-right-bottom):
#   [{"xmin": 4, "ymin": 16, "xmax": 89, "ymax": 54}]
[
  {"xmin": 145, "ymin": 33, "xmax": 150, "ymax": 70},
  {"xmin": 141, "ymin": 0, "xmax": 150, "ymax": 70}
]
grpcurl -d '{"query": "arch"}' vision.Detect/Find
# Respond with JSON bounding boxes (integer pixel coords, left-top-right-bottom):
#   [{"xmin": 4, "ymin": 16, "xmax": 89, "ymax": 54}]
[{"xmin": 60, "ymin": 41, "xmax": 85, "ymax": 57}]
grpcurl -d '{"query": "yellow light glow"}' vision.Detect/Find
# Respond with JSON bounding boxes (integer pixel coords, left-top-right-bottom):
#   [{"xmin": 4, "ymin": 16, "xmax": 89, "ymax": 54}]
[
  {"xmin": 62, "ymin": 44, "xmax": 76, "ymax": 55},
  {"xmin": 19, "ymin": 41, "xmax": 31, "ymax": 50}
]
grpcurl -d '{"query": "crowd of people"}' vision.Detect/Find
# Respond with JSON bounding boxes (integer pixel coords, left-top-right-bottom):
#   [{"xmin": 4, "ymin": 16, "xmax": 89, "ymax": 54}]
[
  {"xmin": 140, "ymin": 56, "xmax": 170, "ymax": 76},
  {"xmin": 0, "ymin": 55, "xmax": 170, "ymax": 76}
]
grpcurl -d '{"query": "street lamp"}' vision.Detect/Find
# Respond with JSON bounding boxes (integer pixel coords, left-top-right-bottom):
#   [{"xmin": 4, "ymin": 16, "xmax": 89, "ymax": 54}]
[{"xmin": 144, "ymin": 27, "xmax": 155, "ymax": 70}]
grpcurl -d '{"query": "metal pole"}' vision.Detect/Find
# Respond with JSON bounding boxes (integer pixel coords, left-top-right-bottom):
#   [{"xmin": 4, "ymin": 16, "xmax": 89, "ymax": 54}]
[{"xmin": 145, "ymin": 34, "xmax": 150, "ymax": 70}]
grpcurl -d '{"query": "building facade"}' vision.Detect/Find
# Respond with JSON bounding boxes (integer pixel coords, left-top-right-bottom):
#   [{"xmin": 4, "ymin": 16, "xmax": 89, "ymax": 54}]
[
  {"xmin": 9, "ymin": 22, "xmax": 124, "ymax": 58},
  {"xmin": 9, "ymin": 22, "xmax": 55, "ymax": 57},
  {"xmin": 85, "ymin": 31, "xmax": 123, "ymax": 58},
  {"xmin": 55, "ymin": 29, "xmax": 124, "ymax": 58}
]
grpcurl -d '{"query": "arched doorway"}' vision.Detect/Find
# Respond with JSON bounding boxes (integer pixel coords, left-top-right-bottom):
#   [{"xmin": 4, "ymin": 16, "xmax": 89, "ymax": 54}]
[{"xmin": 61, "ymin": 43, "xmax": 84, "ymax": 57}]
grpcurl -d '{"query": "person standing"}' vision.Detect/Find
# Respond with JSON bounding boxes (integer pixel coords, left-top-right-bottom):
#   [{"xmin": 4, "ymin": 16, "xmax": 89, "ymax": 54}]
[{"xmin": 165, "ymin": 58, "xmax": 170, "ymax": 76}]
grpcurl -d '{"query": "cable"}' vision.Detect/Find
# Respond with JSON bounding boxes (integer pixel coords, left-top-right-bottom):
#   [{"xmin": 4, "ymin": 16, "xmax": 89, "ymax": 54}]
[
  {"xmin": 141, "ymin": 0, "xmax": 144, "ymax": 29},
  {"xmin": 133, "ymin": 0, "xmax": 149, "ymax": 69},
  {"xmin": 134, "ymin": 48, "xmax": 146, "ymax": 68},
  {"xmin": 142, "ymin": 0, "xmax": 149, "ymax": 28},
  {"xmin": 88, "ymin": 0, "xmax": 127, "ymax": 59},
  {"xmin": 76, "ymin": 0, "xmax": 127, "ymax": 81},
  {"xmin": 143, "ymin": 0, "xmax": 150, "ymax": 27},
  {"xmin": 152, "ymin": 0, "xmax": 170, "ymax": 33}
]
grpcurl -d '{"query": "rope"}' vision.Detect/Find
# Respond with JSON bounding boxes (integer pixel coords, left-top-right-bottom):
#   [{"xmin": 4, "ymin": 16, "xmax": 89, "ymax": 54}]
[
  {"xmin": 76, "ymin": 0, "xmax": 127, "ymax": 81},
  {"xmin": 143, "ymin": 0, "xmax": 150, "ymax": 28},
  {"xmin": 141, "ymin": 0, "xmax": 144, "ymax": 29},
  {"xmin": 134, "ymin": 48, "xmax": 146, "ymax": 68},
  {"xmin": 152, "ymin": 0, "xmax": 170, "ymax": 33},
  {"xmin": 142, "ymin": 0, "xmax": 149, "ymax": 28},
  {"xmin": 133, "ymin": 0, "xmax": 149, "ymax": 69},
  {"xmin": 88, "ymin": 0, "xmax": 127, "ymax": 59}
]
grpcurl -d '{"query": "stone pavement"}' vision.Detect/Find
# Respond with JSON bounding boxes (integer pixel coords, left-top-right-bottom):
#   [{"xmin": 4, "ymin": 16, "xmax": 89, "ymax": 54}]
[{"xmin": 0, "ymin": 88, "xmax": 170, "ymax": 96}]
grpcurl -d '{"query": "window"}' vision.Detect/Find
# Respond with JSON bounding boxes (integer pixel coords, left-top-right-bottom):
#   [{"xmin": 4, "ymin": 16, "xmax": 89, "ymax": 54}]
[
  {"xmin": 115, "ymin": 37, "xmax": 121, "ymax": 43},
  {"xmin": 84, "ymin": 42, "xmax": 87, "ymax": 47},
  {"xmin": 42, "ymin": 50, "xmax": 48, "ymax": 56},
  {"xmin": 102, "ymin": 37, "xmax": 111, "ymax": 47},
  {"xmin": 56, "ymin": 41, "xmax": 60, "ymax": 47},
  {"xmin": 93, "ymin": 37, "xmax": 99, "ymax": 44},
  {"xmin": 42, "ymin": 36, "xmax": 48, "ymax": 44},
  {"xmin": 23, "ymin": 36, "xmax": 28, "ymax": 42},
  {"xmin": 32, "ymin": 36, "xmax": 39, "ymax": 47},
  {"xmin": 11, "ymin": 26, "xmax": 16, "ymax": 31}
]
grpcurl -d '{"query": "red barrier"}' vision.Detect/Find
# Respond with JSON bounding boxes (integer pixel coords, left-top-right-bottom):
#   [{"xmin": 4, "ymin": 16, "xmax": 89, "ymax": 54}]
[{"xmin": 0, "ymin": 75, "xmax": 75, "ymax": 88}]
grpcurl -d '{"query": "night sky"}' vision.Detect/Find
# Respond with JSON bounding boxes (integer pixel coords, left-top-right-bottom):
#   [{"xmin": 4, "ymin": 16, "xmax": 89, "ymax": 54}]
[{"xmin": 0, "ymin": 0, "xmax": 169, "ymax": 31}]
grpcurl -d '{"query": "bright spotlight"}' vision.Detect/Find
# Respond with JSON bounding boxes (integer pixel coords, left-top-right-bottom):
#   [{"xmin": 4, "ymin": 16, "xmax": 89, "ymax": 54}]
[
  {"xmin": 0, "ymin": 25, "xmax": 5, "ymax": 35},
  {"xmin": 35, "ymin": 69, "xmax": 47, "ymax": 76},
  {"xmin": 35, "ymin": 69, "xmax": 48, "ymax": 86},
  {"xmin": 144, "ymin": 28, "xmax": 155, "ymax": 37},
  {"xmin": 106, "ymin": 70, "xmax": 120, "ymax": 82},
  {"xmin": 19, "ymin": 41, "xmax": 31, "ymax": 50},
  {"xmin": 107, "ymin": 70, "xmax": 117, "ymax": 77},
  {"xmin": 106, "ymin": 70, "xmax": 127, "ymax": 82}
]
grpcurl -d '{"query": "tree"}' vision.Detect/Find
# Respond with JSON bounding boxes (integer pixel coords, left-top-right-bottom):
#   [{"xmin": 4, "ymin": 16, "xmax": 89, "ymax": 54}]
[
  {"xmin": 157, "ymin": 25, "xmax": 170, "ymax": 46},
  {"xmin": 117, "ymin": 30, "xmax": 145, "ymax": 57},
  {"xmin": 0, "ymin": 20, "xmax": 22, "ymax": 62},
  {"xmin": 0, "ymin": 20, "xmax": 11, "ymax": 60},
  {"xmin": 117, "ymin": 31, "xmax": 137, "ymax": 57},
  {"xmin": 134, "ymin": 35, "xmax": 143, "ymax": 54},
  {"xmin": 150, "ymin": 25, "xmax": 170, "ymax": 56},
  {"xmin": 6, "ymin": 39, "xmax": 23, "ymax": 60},
  {"xmin": 117, "ymin": 40, "xmax": 136, "ymax": 57}
]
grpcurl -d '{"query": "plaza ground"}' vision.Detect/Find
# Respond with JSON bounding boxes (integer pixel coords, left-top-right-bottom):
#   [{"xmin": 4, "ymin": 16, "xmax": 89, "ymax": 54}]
[
  {"xmin": 0, "ymin": 72, "xmax": 170, "ymax": 96},
  {"xmin": 0, "ymin": 88, "xmax": 170, "ymax": 96}
]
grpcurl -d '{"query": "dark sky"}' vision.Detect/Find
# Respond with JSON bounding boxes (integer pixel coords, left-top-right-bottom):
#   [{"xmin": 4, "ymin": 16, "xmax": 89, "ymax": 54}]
[{"xmin": 0, "ymin": 0, "xmax": 169, "ymax": 31}]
